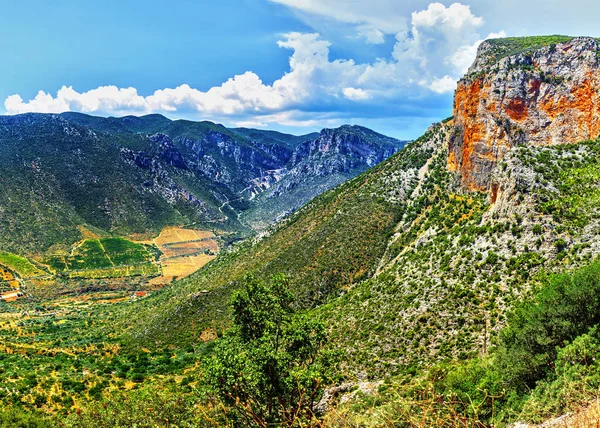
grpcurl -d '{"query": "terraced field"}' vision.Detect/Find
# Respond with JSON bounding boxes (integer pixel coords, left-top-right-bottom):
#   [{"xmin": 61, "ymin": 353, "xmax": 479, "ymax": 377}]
[
  {"xmin": 44, "ymin": 238, "xmax": 160, "ymax": 280},
  {"xmin": 0, "ymin": 229, "xmax": 218, "ymax": 305},
  {"xmin": 145, "ymin": 227, "xmax": 219, "ymax": 285}
]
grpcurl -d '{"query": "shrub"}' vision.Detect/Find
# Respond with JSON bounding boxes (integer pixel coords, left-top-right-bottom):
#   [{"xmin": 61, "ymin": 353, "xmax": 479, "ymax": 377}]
[
  {"xmin": 203, "ymin": 274, "xmax": 337, "ymax": 426},
  {"xmin": 496, "ymin": 261, "xmax": 600, "ymax": 392},
  {"xmin": 0, "ymin": 407, "xmax": 47, "ymax": 428}
]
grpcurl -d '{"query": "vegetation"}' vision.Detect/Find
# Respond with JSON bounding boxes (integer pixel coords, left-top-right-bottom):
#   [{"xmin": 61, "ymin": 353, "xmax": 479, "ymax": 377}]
[
  {"xmin": 0, "ymin": 408, "xmax": 48, "ymax": 427},
  {"xmin": 486, "ymin": 35, "xmax": 575, "ymax": 62},
  {"xmin": 329, "ymin": 261, "xmax": 600, "ymax": 426},
  {"xmin": 0, "ymin": 252, "xmax": 45, "ymax": 278},
  {"xmin": 4, "ymin": 49, "xmax": 600, "ymax": 426},
  {"xmin": 44, "ymin": 238, "xmax": 158, "ymax": 275},
  {"xmin": 4, "ymin": 125, "xmax": 600, "ymax": 427},
  {"xmin": 203, "ymin": 275, "xmax": 336, "ymax": 426}
]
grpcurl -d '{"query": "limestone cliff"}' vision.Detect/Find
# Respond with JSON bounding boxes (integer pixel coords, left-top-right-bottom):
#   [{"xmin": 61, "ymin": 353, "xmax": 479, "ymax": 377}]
[{"xmin": 449, "ymin": 36, "xmax": 600, "ymax": 191}]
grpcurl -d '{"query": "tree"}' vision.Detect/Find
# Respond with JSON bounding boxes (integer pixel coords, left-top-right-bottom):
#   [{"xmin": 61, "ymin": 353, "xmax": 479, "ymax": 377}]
[
  {"xmin": 496, "ymin": 261, "xmax": 600, "ymax": 392},
  {"xmin": 203, "ymin": 274, "xmax": 336, "ymax": 426}
]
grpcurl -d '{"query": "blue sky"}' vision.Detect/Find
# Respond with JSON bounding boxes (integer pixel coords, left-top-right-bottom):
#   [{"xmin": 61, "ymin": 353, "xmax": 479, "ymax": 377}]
[{"xmin": 1, "ymin": 0, "xmax": 598, "ymax": 139}]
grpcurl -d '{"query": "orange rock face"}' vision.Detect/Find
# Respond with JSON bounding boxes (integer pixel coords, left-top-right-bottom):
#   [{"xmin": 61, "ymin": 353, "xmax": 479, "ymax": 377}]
[{"xmin": 449, "ymin": 37, "xmax": 600, "ymax": 192}]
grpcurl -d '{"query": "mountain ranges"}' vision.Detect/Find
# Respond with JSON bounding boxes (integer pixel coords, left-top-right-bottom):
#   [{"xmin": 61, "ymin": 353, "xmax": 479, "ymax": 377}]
[
  {"xmin": 3, "ymin": 35, "xmax": 600, "ymax": 426},
  {"xmin": 0, "ymin": 113, "xmax": 405, "ymax": 256}
]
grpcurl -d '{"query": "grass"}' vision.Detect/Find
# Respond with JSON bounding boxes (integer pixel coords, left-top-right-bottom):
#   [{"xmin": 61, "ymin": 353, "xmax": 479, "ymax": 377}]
[
  {"xmin": 64, "ymin": 262, "xmax": 160, "ymax": 279},
  {"xmin": 486, "ymin": 35, "xmax": 575, "ymax": 62},
  {"xmin": 45, "ymin": 238, "xmax": 157, "ymax": 273},
  {"xmin": 559, "ymin": 400, "xmax": 600, "ymax": 427},
  {"xmin": 0, "ymin": 252, "xmax": 46, "ymax": 278}
]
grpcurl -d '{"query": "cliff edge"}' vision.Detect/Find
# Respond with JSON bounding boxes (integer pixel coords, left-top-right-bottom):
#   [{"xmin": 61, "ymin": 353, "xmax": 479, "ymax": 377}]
[{"xmin": 449, "ymin": 36, "xmax": 600, "ymax": 191}]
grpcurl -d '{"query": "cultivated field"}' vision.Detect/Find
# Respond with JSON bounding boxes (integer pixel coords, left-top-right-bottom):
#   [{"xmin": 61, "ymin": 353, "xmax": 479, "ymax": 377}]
[{"xmin": 146, "ymin": 227, "xmax": 219, "ymax": 285}]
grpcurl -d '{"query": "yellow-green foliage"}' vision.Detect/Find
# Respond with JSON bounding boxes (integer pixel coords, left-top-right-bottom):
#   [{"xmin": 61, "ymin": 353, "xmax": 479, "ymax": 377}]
[
  {"xmin": 65, "ymin": 262, "xmax": 160, "ymax": 279},
  {"xmin": 0, "ymin": 252, "xmax": 46, "ymax": 278},
  {"xmin": 45, "ymin": 238, "xmax": 158, "ymax": 275},
  {"xmin": 487, "ymin": 35, "xmax": 575, "ymax": 62}
]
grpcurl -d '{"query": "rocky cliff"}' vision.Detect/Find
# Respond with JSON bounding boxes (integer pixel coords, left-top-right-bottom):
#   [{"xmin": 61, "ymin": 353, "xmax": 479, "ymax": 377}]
[
  {"xmin": 449, "ymin": 36, "xmax": 600, "ymax": 191},
  {"xmin": 239, "ymin": 125, "xmax": 405, "ymax": 229},
  {"xmin": 289, "ymin": 125, "xmax": 400, "ymax": 173}
]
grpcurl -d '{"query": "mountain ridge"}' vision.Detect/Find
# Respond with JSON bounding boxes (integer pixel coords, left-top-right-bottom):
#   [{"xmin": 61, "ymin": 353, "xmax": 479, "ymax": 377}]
[{"xmin": 0, "ymin": 112, "xmax": 405, "ymax": 257}]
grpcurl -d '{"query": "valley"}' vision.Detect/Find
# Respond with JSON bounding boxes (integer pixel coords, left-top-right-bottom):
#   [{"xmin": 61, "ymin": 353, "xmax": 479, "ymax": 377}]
[{"xmin": 2, "ymin": 35, "xmax": 600, "ymax": 427}]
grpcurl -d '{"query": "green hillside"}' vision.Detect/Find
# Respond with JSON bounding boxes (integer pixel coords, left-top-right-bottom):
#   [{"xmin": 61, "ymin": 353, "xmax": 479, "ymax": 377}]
[
  {"xmin": 116, "ymin": 119, "xmax": 600, "ymax": 425},
  {"xmin": 123, "ymin": 124, "xmax": 440, "ymax": 347},
  {"xmin": 0, "ymin": 114, "xmax": 199, "ymax": 255},
  {"xmin": 3, "ymin": 118, "xmax": 600, "ymax": 426}
]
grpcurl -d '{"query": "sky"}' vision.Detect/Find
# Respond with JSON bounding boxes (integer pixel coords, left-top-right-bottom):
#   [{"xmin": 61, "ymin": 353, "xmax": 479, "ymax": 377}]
[{"xmin": 1, "ymin": 0, "xmax": 598, "ymax": 139}]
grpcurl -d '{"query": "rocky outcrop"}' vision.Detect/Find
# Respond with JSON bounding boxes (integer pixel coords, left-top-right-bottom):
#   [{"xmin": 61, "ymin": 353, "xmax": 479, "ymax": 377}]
[
  {"xmin": 449, "ymin": 37, "xmax": 600, "ymax": 191},
  {"xmin": 289, "ymin": 125, "xmax": 403, "ymax": 176}
]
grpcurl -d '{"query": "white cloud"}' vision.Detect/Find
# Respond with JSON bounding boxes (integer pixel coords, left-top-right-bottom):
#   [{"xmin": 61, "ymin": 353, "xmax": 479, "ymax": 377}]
[
  {"xmin": 5, "ymin": 32, "xmax": 369, "ymax": 118},
  {"xmin": 448, "ymin": 30, "xmax": 508, "ymax": 74},
  {"xmin": 5, "ymin": 3, "xmax": 504, "ymax": 129},
  {"xmin": 269, "ymin": 0, "xmax": 408, "ymax": 34},
  {"xmin": 6, "ymin": 86, "xmax": 148, "ymax": 115},
  {"xmin": 357, "ymin": 27, "xmax": 386, "ymax": 44},
  {"xmin": 393, "ymin": 3, "xmax": 485, "ymax": 77},
  {"xmin": 234, "ymin": 120, "xmax": 269, "ymax": 128},
  {"xmin": 343, "ymin": 87, "xmax": 371, "ymax": 100},
  {"xmin": 411, "ymin": 2, "xmax": 483, "ymax": 29},
  {"xmin": 423, "ymin": 76, "xmax": 457, "ymax": 94}
]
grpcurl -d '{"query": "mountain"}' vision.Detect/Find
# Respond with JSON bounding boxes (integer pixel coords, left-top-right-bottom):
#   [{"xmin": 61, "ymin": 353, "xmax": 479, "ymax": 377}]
[
  {"xmin": 126, "ymin": 36, "xmax": 600, "ymax": 376},
  {"xmin": 5, "ymin": 35, "xmax": 600, "ymax": 426},
  {"xmin": 240, "ymin": 125, "xmax": 404, "ymax": 228},
  {"xmin": 450, "ymin": 35, "xmax": 600, "ymax": 190},
  {"xmin": 0, "ymin": 113, "xmax": 405, "ymax": 258}
]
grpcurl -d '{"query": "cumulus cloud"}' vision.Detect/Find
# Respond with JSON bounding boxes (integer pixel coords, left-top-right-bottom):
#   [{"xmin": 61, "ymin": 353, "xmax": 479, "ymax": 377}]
[
  {"xmin": 5, "ymin": 3, "xmax": 503, "ymax": 127},
  {"xmin": 343, "ymin": 87, "xmax": 371, "ymax": 101},
  {"xmin": 393, "ymin": 3, "xmax": 483, "ymax": 77},
  {"xmin": 6, "ymin": 33, "xmax": 361, "ymax": 118},
  {"xmin": 5, "ymin": 86, "xmax": 148, "ymax": 115}
]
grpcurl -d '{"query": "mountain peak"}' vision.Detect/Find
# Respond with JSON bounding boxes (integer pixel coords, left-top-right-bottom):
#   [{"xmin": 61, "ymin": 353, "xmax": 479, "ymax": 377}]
[{"xmin": 467, "ymin": 35, "xmax": 580, "ymax": 74}]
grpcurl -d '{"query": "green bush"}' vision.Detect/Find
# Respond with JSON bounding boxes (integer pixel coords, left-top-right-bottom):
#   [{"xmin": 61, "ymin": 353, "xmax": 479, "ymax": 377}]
[
  {"xmin": 61, "ymin": 387, "xmax": 204, "ymax": 428},
  {"xmin": 203, "ymin": 274, "xmax": 337, "ymax": 426},
  {"xmin": 0, "ymin": 407, "xmax": 48, "ymax": 428},
  {"xmin": 518, "ymin": 326, "xmax": 600, "ymax": 421},
  {"xmin": 496, "ymin": 261, "xmax": 600, "ymax": 393}
]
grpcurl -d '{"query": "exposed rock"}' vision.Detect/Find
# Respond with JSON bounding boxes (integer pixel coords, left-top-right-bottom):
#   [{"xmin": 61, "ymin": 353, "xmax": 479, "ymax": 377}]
[
  {"xmin": 240, "ymin": 125, "xmax": 406, "ymax": 229},
  {"xmin": 450, "ymin": 37, "xmax": 600, "ymax": 191},
  {"xmin": 313, "ymin": 380, "xmax": 383, "ymax": 415}
]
